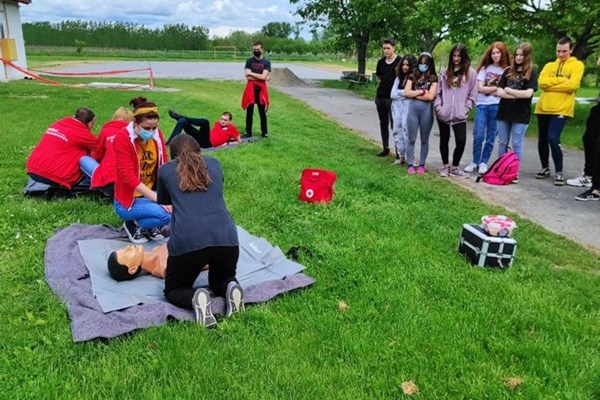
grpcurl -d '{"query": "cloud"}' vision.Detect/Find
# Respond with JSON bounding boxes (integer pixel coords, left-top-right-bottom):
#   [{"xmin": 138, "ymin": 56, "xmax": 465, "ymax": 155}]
[{"xmin": 19, "ymin": 0, "xmax": 303, "ymax": 38}]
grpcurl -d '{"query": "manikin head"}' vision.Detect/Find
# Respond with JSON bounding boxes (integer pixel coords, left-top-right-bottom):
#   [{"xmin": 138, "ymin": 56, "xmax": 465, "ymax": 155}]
[{"xmin": 107, "ymin": 245, "xmax": 144, "ymax": 281}]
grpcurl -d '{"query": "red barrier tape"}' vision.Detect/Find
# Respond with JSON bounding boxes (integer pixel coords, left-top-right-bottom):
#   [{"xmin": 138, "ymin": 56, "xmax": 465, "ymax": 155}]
[{"xmin": 1, "ymin": 57, "xmax": 154, "ymax": 89}]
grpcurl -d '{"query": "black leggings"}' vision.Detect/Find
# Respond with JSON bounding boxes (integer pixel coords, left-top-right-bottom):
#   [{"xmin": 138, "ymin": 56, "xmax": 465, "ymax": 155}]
[
  {"xmin": 164, "ymin": 246, "xmax": 239, "ymax": 309},
  {"xmin": 245, "ymin": 85, "xmax": 268, "ymax": 136},
  {"xmin": 438, "ymin": 120, "xmax": 467, "ymax": 166}
]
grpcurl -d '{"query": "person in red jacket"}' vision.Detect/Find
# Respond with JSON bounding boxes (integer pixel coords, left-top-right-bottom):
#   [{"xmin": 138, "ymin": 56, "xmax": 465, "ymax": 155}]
[
  {"xmin": 113, "ymin": 97, "xmax": 171, "ymax": 244},
  {"xmin": 79, "ymin": 107, "xmax": 134, "ymax": 197},
  {"xmin": 166, "ymin": 110, "xmax": 241, "ymax": 148},
  {"xmin": 26, "ymin": 108, "xmax": 98, "ymax": 189}
]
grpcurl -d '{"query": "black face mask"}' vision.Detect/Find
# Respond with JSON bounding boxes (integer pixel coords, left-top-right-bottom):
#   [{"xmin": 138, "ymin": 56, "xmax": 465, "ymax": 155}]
[{"xmin": 253, "ymin": 50, "xmax": 262, "ymax": 57}]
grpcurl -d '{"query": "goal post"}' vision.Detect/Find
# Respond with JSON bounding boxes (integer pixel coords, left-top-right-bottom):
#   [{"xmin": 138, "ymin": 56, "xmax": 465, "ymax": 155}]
[{"xmin": 213, "ymin": 46, "xmax": 237, "ymax": 59}]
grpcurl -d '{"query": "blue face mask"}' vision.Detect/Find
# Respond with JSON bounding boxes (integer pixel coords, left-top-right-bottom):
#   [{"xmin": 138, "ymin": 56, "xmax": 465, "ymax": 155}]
[
  {"xmin": 418, "ymin": 64, "xmax": 429, "ymax": 73},
  {"xmin": 138, "ymin": 128, "xmax": 156, "ymax": 141}
]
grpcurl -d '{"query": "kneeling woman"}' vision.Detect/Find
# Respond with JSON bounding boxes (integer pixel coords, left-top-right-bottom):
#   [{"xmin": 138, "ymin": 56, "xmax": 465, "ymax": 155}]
[
  {"xmin": 113, "ymin": 97, "xmax": 171, "ymax": 244},
  {"xmin": 157, "ymin": 134, "xmax": 243, "ymax": 327}
]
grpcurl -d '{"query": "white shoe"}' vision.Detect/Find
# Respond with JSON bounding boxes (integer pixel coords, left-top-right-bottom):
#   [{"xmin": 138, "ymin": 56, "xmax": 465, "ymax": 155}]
[
  {"xmin": 464, "ymin": 163, "xmax": 478, "ymax": 173},
  {"xmin": 478, "ymin": 163, "xmax": 488, "ymax": 174},
  {"xmin": 566, "ymin": 175, "xmax": 592, "ymax": 188},
  {"xmin": 192, "ymin": 289, "xmax": 217, "ymax": 328}
]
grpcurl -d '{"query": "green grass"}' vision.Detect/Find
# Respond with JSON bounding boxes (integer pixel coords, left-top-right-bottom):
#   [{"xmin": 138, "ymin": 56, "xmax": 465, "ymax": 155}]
[{"xmin": 0, "ymin": 78, "xmax": 599, "ymax": 399}]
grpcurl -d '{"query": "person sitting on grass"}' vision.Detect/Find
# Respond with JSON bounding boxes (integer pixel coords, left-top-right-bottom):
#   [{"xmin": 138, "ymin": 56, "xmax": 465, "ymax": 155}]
[
  {"xmin": 157, "ymin": 134, "xmax": 243, "ymax": 327},
  {"xmin": 26, "ymin": 107, "xmax": 98, "ymax": 191},
  {"xmin": 107, "ymin": 243, "xmax": 209, "ymax": 281},
  {"xmin": 79, "ymin": 107, "xmax": 134, "ymax": 198},
  {"xmin": 166, "ymin": 110, "xmax": 241, "ymax": 148}
]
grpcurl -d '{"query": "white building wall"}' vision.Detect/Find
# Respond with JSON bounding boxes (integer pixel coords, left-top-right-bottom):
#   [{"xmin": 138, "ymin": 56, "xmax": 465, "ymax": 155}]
[{"xmin": 1, "ymin": 1, "xmax": 28, "ymax": 81}]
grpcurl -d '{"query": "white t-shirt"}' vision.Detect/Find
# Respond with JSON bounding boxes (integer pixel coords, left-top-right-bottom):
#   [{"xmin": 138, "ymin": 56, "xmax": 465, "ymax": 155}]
[{"xmin": 476, "ymin": 64, "xmax": 504, "ymax": 105}]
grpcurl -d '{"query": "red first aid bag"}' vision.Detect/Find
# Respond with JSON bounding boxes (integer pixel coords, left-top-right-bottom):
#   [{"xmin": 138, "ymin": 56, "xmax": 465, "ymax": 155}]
[{"xmin": 299, "ymin": 168, "xmax": 337, "ymax": 203}]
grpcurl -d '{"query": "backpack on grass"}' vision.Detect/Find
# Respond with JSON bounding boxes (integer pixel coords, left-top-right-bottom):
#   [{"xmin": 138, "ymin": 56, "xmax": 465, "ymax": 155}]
[
  {"xmin": 299, "ymin": 168, "xmax": 337, "ymax": 203},
  {"xmin": 476, "ymin": 151, "xmax": 520, "ymax": 185}
]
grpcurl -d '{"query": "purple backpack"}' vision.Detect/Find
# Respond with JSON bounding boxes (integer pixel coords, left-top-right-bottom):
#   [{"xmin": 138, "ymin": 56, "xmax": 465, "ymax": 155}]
[{"xmin": 477, "ymin": 151, "xmax": 520, "ymax": 185}]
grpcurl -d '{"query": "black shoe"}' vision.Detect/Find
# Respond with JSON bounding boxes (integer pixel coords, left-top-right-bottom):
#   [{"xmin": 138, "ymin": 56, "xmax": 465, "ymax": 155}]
[
  {"xmin": 575, "ymin": 189, "xmax": 600, "ymax": 202},
  {"xmin": 535, "ymin": 167, "xmax": 551, "ymax": 179},
  {"xmin": 123, "ymin": 220, "xmax": 148, "ymax": 244},
  {"xmin": 146, "ymin": 226, "xmax": 165, "ymax": 240},
  {"xmin": 377, "ymin": 149, "xmax": 390, "ymax": 157},
  {"xmin": 168, "ymin": 109, "xmax": 182, "ymax": 120},
  {"xmin": 261, "ymin": 133, "xmax": 269, "ymax": 138},
  {"xmin": 242, "ymin": 133, "xmax": 252, "ymax": 139}
]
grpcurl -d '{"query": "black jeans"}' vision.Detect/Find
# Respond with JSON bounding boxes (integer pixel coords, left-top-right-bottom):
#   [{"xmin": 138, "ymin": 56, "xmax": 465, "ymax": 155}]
[
  {"xmin": 582, "ymin": 105, "xmax": 600, "ymax": 177},
  {"xmin": 168, "ymin": 116, "xmax": 211, "ymax": 148},
  {"xmin": 375, "ymin": 97, "xmax": 393, "ymax": 150},
  {"xmin": 164, "ymin": 246, "xmax": 239, "ymax": 310},
  {"xmin": 245, "ymin": 85, "xmax": 268, "ymax": 136},
  {"xmin": 438, "ymin": 120, "xmax": 467, "ymax": 166}
]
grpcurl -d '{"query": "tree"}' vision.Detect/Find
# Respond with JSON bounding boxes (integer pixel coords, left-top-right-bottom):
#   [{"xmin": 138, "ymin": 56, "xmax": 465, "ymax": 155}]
[
  {"xmin": 261, "ymin": 22, "xmax": 294, "ymax": 38},
  {"xmin": 291, "ymin": 0, "xmax": 393, "ymax": 73}
]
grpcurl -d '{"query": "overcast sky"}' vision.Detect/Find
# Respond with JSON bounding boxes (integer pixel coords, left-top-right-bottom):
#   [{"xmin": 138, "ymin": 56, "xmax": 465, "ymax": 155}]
[{"xmin": 19, "ymin": 0, "xmax": 305, "ymax": 38}]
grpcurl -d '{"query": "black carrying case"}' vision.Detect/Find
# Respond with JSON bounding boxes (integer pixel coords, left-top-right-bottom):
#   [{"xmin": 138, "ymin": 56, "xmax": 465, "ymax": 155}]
[{"xmin": 458, "ymin": 224, "xmax": 517, "ymax": 269}]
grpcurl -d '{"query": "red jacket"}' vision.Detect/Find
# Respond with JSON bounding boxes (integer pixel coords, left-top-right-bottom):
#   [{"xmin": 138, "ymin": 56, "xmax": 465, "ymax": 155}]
[
  {"xmin": 113, "ymin": 123, "xmax": 168, "ymax": 209},
  {"xmin": 90, "ymin": 120, "xmax": 129, "ymax": 188},
  {"xmin": 26, "ymin": 117, "xmax": 98, "ymax": 189},
  {"xmin": 210, "ymin": 121, "xmax": 240, "ymax": 147},
  {"xmin": 241, "ymin": 80, "xmax": 270, "ymax": 110}
]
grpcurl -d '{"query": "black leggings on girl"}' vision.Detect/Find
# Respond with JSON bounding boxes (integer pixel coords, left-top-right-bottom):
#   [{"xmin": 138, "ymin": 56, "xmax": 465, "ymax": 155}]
[{"xmin": 438, "ymin": 120, "xmax": 467, "ymax": 167}]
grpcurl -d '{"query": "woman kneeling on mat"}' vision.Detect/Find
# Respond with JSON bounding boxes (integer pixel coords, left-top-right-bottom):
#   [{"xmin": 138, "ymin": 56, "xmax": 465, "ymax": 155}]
[{"xmin": 157, "ymin": 134, "xmax": 243, "ymax": 327}]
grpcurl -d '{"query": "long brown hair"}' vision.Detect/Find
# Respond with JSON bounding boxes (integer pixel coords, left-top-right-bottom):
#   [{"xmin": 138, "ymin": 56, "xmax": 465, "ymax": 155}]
[
  {"xmin": 507, "ymin": 42, "xmax": 533, "ymax": 81},
  {"xmin": 169, "ymin": 135, "xmax": 212, "ymax": 192},
  {"xmin": 476, "ymin": 41, "xmax": 510, "ymax": 72},
  {"xmin": 445, "ymin": 43, "xmax": 471, "ymax": 85}
]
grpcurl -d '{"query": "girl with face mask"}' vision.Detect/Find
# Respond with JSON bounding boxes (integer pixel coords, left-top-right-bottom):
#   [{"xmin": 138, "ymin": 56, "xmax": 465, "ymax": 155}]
[
  {"xmin": 113, "ymin": 96, "xmax": 172, "ymax": 244},
  {"xmin": 403, "ymin": 52, "xmax": 438, "ymax": 174}
]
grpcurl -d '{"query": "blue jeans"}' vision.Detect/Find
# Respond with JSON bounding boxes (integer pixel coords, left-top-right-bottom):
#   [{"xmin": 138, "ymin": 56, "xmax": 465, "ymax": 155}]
[
  {"xmin": 79, "ymin": 155, "xmax": 98, "ymax": 179},
  {"xmin": 537, "ymin": 114, "xmax": 566, "ymax": 173},
  {"xmin": 497, "ymin": 120, "xmax": 528, "ymax": 161},
  {"xmin": 472, "ymin": 104, "xmax": 499, "ymax": 164},
  {"xmin": 114, "ymin": 197, "xmax": 171, "ymax": 229}
]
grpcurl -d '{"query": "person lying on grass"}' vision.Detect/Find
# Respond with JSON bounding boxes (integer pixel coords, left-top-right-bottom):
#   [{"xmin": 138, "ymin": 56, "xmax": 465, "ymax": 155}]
[{"xmin": 166, "ymin": 110, "xmax": 241, "ymax": 148}]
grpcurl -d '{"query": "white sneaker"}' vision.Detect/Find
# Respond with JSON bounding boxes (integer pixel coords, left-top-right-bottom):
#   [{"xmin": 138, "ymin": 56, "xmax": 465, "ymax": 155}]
[
  {"xmin": 478, "ymin": 163, "xmax": 488, "ymax": 174},
  {"xmin": 192, "ymin": 289, "xmax": 217, "ymax": 328},
  {"xmin": 464, "ymin": 163, "xmax": 478, "ymax": 173},
  {"xmin": 566, "ymin": 175, "xmax": 592, "ymax": 188}
]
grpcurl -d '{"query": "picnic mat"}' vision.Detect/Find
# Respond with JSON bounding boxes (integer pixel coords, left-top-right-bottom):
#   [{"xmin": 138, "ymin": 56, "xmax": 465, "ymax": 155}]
[{"xmin": 45, "ymin": 224, "xmax": 315, "ymax": 342}]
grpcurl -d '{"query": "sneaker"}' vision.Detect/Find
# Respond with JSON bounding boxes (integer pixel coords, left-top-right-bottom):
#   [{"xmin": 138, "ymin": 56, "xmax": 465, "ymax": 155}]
[
  {"xmin": 392, "ymin": 159, "xmax": 403, "ymax": 166},
  {"xmin": 439, "ymin": 166, "xmax": 450, "ymax": 177},
  {"xmin": 123, "ymin": 220, "xmax": 148, "ymax": 244},
  {"xmin": 261, "ymin": 133, "xmax": 269, "ymax": 138},
  {"xmin": 575, "ymin": 189, "xmax": 600, "ymax": 202},
  {"xmin": 225, "ymin": 281, "xmax": 245, "ymax": 318},
  {"xmin": 449, "ymin": 167, "xmax": 469, "ymax": 179},
  {"xmin": 554, "ymin": 173, "xmax": 565, "ymax": 186},
  {"xmin": 478, "ymin": 163, "xmax": 488, "ymax": 174},
  {"xmin": 512, "ymin": 176, "xmax": 519, "ymax": 184},
  {"xmin": 242, "ymin": 133, "xmax": 252, "ymax": 139},
  {"xmin": 192, "ymin": 288, "xmax": 217, "ymax": 328},
  {"xmin": 535, "ymin": 167, "xmax": 551, "ymax": 179},
  {"xmin": 146, "ymin": 226, "xmax": 164, "ymax": 241},
  {"xmin": 416, "ymin": 166, "xmax": 426, "ymax": 174},
  {"xmin": 407, "ymin": 166, "xmax": 416, "ymax": 174},
  {"xmin": 377, "ymin": 148, "xmax": 390, "ymax": 157},
  {"xmin": 464, "ymin": 163, "xmax": 478, "ymax": 173},
  {"xmin": 566, "ymin": 175, "xmax": 592, "ymax": 188},
  {"xmin": 168, "ymin": 109, "xmax": 182, "ymax": 120}
]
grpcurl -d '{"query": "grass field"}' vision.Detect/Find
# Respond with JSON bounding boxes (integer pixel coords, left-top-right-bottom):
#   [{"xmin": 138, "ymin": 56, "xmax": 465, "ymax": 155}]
[{"xmin": 0, "ymin": 77, "xmax": 598, "ymax": 399}]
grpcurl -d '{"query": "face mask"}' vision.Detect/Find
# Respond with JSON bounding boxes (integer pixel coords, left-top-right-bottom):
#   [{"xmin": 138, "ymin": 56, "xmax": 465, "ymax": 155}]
[
  {"xmin": 253, "ymin": 50, "xmax": 262, "ymax": 57},
  {"xmin": 138, "ymin": 128, "xmax": 156, "ymax": 141},
  {"xmin": 418, "ymin": 64, "xmax": 429, "ymax": 73}
]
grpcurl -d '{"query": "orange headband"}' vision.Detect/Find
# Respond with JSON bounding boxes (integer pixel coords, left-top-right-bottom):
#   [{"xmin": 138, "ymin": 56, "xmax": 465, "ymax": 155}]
[{"xmin": 133, "ymin": 106, "xmax": 158, "ymax": 117}]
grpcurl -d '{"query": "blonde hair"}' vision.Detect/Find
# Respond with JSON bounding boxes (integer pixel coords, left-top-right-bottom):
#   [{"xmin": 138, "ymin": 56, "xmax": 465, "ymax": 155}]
[{"xmin": 112, "ymin": 107, "xmax": 134, "ymax": 122}]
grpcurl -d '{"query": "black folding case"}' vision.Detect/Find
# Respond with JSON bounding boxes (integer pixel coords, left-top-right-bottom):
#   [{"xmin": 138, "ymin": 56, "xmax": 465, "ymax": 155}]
[{"xmin": 458, "ymin": 224, "xmax": 517, "ymax": 268}]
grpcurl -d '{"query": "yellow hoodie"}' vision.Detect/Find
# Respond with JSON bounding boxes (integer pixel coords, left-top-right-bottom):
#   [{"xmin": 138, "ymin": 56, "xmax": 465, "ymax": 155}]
[{"xmin": 534, "ymin": 56, "xmax": 584, "ymax": 118}]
